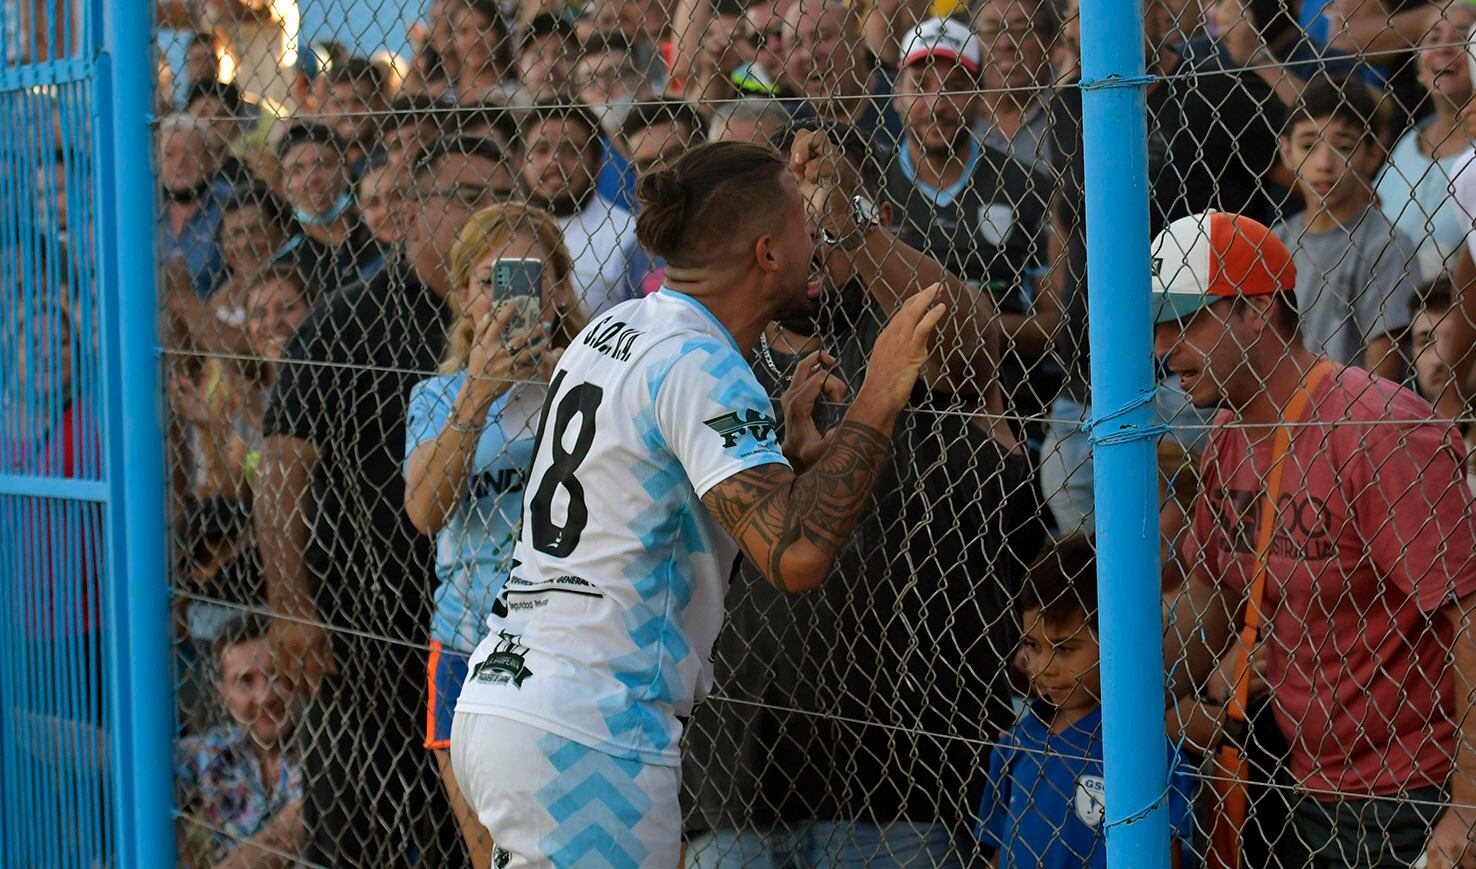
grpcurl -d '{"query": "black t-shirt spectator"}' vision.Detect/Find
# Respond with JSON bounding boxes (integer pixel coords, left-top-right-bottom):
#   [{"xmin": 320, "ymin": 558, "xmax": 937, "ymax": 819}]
[
  {"xmin": 682, "ymin": 285, "xmax": 1047, "ymax": 837},
  {"xmin": 887, "ymin": 141, "xmax": 1054, "ymax": 424},
  {"xmin": 273, "ymin": 222, "xmax": 385, "ymax": 298},
  {"xmin": 261, "ymin": 254, "xmax": 448, "ymax": 641},
  {"xmin": 887, "ymin": 140, "xmax": 1049, "ymax": 304},
  {"xmin": 1046, "ymin": 59, "xmax": 1285, "ymax": 400}
]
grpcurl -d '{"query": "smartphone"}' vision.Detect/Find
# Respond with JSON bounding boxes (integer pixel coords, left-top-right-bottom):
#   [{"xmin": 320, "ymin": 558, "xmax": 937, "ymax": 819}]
[{"xmin": 491, "ymin": 257, "xmax": 544, "ymax": 338}]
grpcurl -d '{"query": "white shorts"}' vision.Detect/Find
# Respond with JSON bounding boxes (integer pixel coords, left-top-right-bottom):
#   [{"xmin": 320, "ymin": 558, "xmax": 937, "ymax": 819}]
[{"xmin": 450, "ymin": 712, "xmax": 681, "ymax": 868}]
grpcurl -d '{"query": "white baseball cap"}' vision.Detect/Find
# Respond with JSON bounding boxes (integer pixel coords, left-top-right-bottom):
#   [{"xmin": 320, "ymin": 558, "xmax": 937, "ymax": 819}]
[
  {"xmin": 899, "ymin": 17, "xmax": 982, "ymax": 75},
  {"xmin": 1151, "ymin": 211, "xmax": 1297, "ymax": 325}
]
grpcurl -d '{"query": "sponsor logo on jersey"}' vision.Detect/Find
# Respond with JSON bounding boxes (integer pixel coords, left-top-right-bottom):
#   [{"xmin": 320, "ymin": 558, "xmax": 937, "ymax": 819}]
[
  {"xmin": 704, "ymin": 409, "xmax": 778, "ymax": 450},
  {"xmin": 471, "ymin": 631, "xmax": 534, "ymax": 687},
  {"xmin": 467, "ymin": 467, "xmax": 528, "ymax": 500}
]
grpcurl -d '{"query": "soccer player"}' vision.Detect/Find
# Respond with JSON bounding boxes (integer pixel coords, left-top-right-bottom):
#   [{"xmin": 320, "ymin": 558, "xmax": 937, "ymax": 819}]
[{"xmin": 449, "ymin": 140, "xmax": 947, "ymax": 867}]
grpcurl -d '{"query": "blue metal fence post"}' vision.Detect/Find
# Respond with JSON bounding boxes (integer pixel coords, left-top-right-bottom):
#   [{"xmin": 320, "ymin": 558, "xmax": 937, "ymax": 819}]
[
  {"xmin": 95, "ymin": 0, "xmax": 174, "ymax": 862},
  {"xmin": 1078, "ymin": 0, "xmax": 1173, "ymax": 865}
]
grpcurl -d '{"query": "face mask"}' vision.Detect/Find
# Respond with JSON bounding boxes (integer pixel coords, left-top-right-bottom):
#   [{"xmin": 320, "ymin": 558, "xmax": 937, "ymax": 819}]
[
  {"xmin": 592, "ymin": 93, "xmax": 637, "ymax": 137},
  {"xmin": 294, "ymin": 189, "xmax": 353, "ymax": 227}
]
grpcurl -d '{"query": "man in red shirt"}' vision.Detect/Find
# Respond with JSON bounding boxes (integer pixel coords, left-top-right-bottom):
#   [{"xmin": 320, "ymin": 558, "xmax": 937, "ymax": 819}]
[{"xmin": 1153, "ymin": 210, "xmax": 1476, "ymax": 868}]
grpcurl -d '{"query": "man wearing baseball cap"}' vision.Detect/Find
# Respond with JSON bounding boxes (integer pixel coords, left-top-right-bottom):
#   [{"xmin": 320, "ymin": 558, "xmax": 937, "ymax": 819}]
[
  {"xmin": 1157, "ymin": 211, "xmax": 1476, "ymax": 867},
  {"xmin": 886, "ymin": 16, "xmax": 1052, "ymax": 437}
]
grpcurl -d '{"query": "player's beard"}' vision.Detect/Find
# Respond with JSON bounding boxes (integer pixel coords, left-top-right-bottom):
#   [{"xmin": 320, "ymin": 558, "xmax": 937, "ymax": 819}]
[{"xmin": 780, "ymin": 277, "xmax": 866, "ymax": 342}]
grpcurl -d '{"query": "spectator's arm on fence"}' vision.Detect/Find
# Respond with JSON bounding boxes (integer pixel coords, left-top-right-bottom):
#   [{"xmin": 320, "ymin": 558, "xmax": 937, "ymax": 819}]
[
  {"xmin": 700, "ymin": 289, "xmax": 945, "ymax": 592},
  {"xmin": 790, "ymin": 128, "xmax": 995, "ymax": 394},
  {"xmin": 255, "ymin": 434, "xmax": 334, "ymax": 692},
  {"xmin": 1330, "ymin": 0, "xmax": 1435, "ymax": 56}
]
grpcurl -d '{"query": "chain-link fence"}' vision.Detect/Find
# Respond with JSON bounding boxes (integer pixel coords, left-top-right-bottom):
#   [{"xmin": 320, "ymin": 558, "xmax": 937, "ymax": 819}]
[{"xmin": 126, "ymin": 0, "xmax": 1476, "ymax": 865}]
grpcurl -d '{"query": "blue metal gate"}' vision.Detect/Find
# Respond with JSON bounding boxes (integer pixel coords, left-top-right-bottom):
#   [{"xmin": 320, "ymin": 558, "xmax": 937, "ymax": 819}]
[{"xmin": 0, "ymin": 0, "xmax": 172, "ymax": 864}]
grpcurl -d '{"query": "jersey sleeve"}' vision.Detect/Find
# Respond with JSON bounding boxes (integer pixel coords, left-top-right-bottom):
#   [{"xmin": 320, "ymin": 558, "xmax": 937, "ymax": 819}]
[
  {"xmin": 650, "ymin": 338, "xmax": 789, "ymax": 498},
  {"xmin": 403, "ymin": 374, "xmax": 461, "ymax": 469}
]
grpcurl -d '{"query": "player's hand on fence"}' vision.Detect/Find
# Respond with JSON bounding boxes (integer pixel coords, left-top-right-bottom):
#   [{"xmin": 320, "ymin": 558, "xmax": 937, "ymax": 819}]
[
  {"xmin": 268, "ymin": 617, "xmax": 337, "ymax": 696},
  {"xmin": 466, "ymin": 293, "xmax": 545, "ymax": 392},
  {"xmin": 859, "ymin": 284, "xmax": 946, "ymax": 409},
  {"xmin": 780, "ymin": 350, "xmax": 848, "ymax": 472},
  {"xmin": 788, "ymin": 129, "xmax": 856, "ymax": 241},
  {"xmin": 1425, "ymin": 805, "xmax": 1476, "ymax": 868}
]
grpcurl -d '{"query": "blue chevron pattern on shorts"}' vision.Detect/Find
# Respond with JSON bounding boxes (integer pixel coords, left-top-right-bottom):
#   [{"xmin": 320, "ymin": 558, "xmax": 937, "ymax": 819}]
[{"xmin": 536, "ymin": 734, "xmax": 652, "ymax": 868}]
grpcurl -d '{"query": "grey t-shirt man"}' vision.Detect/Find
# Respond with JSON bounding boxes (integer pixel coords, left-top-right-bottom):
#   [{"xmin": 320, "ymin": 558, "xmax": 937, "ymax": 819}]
[{"xmin": 1272, "ymin": 206, "xmax": 1421, "ymax": 367}]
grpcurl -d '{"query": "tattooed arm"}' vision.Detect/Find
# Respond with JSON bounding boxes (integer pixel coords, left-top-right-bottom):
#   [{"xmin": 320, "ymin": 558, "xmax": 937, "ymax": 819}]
[
  {"xmin": 701, "ymin": 287, "xmax": 948, "ymax": 592},
  {"xmin": 703, "ymin": 419, "xmax": 894, "ymax": 592}
]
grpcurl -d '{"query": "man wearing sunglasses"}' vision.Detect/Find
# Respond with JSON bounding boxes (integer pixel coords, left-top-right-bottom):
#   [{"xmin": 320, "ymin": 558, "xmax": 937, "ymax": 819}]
[{"xmin": 256, "ymin": 135, "xmax": 512, "ymax": 866}]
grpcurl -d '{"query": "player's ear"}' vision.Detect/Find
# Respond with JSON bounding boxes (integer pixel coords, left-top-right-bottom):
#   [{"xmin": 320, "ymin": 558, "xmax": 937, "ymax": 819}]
[{"xmin": 753, "ymin": 233, "xmax": 780, "ymax": 274}]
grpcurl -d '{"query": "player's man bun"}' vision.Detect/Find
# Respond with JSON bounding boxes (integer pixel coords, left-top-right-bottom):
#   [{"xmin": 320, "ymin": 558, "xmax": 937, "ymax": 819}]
[{"xmin": 634, "ymin": 141, "xmax": 788, "ymax": 268}]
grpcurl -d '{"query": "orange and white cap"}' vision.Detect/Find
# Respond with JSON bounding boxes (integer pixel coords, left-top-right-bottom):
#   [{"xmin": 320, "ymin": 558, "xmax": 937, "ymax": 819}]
[{"xmin": 1150, "ymin": 210, "xmax": 1297, "ymax": 325}]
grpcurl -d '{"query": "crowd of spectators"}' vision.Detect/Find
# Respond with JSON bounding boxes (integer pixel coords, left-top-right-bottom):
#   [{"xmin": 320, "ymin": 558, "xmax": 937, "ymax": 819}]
[{"xmin": 18, "ymin": 0, "xmax": 1471, "ymax": 863}]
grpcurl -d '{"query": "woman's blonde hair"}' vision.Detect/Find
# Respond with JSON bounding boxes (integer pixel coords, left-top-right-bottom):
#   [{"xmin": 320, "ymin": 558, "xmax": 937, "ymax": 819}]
[{"xmin": 441, "ymin": 202, "xmax": 587, "ymax": 374}]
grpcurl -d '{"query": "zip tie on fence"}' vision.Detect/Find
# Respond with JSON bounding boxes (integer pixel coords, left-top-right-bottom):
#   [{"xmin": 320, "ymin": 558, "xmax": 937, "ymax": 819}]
[
  {"xmin": 1103, "ymin": 784, "xmax": 1172, "ymax": 832},
  {"xmin": 1077, "ymin": 72, "xmax": 1158, "ymax": 91},
  {"xmin": 1083, "ymin": 388, "xmax": 1169, "ymax": 446}
]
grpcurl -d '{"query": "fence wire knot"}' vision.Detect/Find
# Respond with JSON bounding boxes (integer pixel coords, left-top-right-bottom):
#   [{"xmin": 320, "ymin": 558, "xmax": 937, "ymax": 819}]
[
  {"xmin": 1078, "ymin": 73, "xmax": 1159, "ymax": 91},
  {"xmin": 1103, "ymin": 783, "xmax": 1173, "ymax": 832},
  {"xmin": 1084, "ymin": 389, "xmax": 1170, "ymax": 446}
]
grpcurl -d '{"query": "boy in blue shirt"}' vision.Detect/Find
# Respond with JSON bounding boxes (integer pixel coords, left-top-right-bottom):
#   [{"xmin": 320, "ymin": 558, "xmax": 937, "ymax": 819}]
[{"xmin": 977, "ymin": 535, "xmax": 1198, "ymax": 867}]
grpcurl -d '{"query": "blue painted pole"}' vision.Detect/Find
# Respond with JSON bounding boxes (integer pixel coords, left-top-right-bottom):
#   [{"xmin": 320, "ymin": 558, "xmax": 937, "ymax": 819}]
[
  {"xmin": 1078, "ymin": 0, "xmax": 1173, "ymax": 865},
  {"xmin": 95, "ymin": 0, "xmax": 174, "ymax": 862}
]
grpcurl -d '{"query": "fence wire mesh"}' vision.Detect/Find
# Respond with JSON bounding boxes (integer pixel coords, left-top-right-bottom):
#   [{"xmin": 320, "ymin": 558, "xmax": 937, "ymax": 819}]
[{"xmin": 133, "ymin": 0, "xmax": 1476, "ymax": 865}]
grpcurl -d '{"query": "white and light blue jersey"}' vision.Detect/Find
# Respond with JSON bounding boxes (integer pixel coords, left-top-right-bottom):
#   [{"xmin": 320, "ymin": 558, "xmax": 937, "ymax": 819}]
[
  {"xmin": 457, "ymin": 289, "xmax": 789, "ymax": 766},
  {"xmin": 405, "ymin": 373, "xmax": 545, "ymax": 652}
]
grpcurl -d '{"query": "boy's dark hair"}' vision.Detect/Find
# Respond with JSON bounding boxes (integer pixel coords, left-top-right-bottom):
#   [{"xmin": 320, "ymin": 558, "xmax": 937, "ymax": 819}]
[
  {"xmin": 619, "ymin": 99, "xmax": 706, "ymax": 148},
  {"xmin": 324, "ymin": 56, "xmax": 385, "ymax": 98},
  {"xmin": 1411, "ymin": 273, "xmax": 1455, "ymax": 317},
  {"xmin": 1019, "ymin": 534, "xmax": 1098, "ymax": 631},
  {"xmin": 713, "ymin": 0, "xmax": 751, "ymax": 15},
  {"xmin": 453, "ymin": 102, "xmax": 523, "ymax": 150},
  {"xmin": 188, "ymin": 30, "xmax": 218, "ymax": 51},
  {"xmin": 212, "ymin": 612, "xmax": 271, "ymax": 670},
  {"xmin": 274, "ymin": 122, "xmax": 347, "ymax": 162},
  {"xmin": 579, "ymin": 30, "xmax": 633, "ymax": 58},
  {"xmin": 410, "ymin": 134, "xmax": 508, "ymax": 181},
  {"xmin": 636, "ymin": 141, "xmax": 789, "ymax": 267},
  {"xmin": 220, "ymin": 185, "xmax": 297, "ymax": 241},
  {"xmin": 771, "ymin": 119, "xmax": 886, "ymax": 200},
  {"xmin": 522, "ymin": 12, "xmax": 575, "ymax": 53},
  {"xmin": 522, "ymin": 100, "xmax": 602, "ymax": 148},
  {"xmin": 1283, "ymin": 75, "xmax": 1384, "ymax": 141},
  {"xmin": 389, "ymin": 93, "xmax": 446, "ymax": 127},
  {"xmin": 185, "ymin": 79, "xmax": 244, "ymax": 116}
]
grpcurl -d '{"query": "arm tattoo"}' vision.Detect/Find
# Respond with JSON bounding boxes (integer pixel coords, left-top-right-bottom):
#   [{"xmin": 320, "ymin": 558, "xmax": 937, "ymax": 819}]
[{"xmin": 704, "ymin": 420, "xmax": 892, "ymax": 592}]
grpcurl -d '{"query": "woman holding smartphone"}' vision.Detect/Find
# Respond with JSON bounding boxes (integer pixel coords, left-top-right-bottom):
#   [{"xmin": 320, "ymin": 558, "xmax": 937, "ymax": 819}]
[{"xmin": 402, "ymin": 203, "xmax": 586, "ymax": 866}]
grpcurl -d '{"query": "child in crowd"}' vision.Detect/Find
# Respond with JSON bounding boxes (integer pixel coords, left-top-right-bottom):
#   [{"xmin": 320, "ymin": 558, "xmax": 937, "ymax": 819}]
[
  {"xmin": 1408, "ymin": 275, "xmax": 1476, "ymax": 491},
  {"xmin": 1273, "ymin": 75, "xmax": 1420, "ymax": 381},
  {"xmin": 977, "ymin": 535, "xmax": 1197, "ymax": 867}
]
